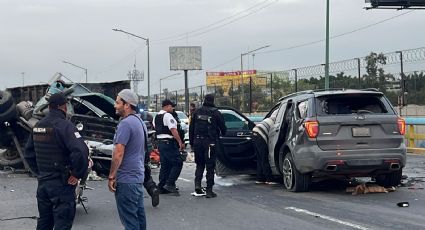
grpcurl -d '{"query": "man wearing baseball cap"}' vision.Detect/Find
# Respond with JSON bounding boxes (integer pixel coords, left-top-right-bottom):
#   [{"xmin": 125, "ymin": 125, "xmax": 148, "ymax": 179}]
[
  {"xmin": 108, "ymin": 89, "xmax": 148, "ymax": 229},
  {"xmin": 24, "ymin": 92, "xmax": 89, "ymax": 229},
  {"xmin": 154, "ymin": 99, "xmax": 184, "ymax": 195}
]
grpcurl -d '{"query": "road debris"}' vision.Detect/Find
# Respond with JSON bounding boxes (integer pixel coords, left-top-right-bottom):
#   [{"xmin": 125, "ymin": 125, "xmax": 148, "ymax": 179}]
[
  {"xmin": 396, "ymin": 202, "xmax": 409, "ymax": 207},
  {"xmin": 346, "ymin": 184, "xmax": 396, "ymax": 195}
]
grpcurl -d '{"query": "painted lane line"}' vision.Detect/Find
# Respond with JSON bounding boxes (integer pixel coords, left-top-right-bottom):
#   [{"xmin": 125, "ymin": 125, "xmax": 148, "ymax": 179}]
[
  {"xmin": 285, "ymin": 207, "xmax": 369, "ymax": 230},
  {"xmin": 178, "ymin": 177, "xmax": 191, "ymax": 182}
]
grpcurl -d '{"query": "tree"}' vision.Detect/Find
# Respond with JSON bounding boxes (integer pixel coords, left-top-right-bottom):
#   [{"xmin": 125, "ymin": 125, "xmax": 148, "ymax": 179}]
[{"xmin": 363, "ymin": 52, "xmax": 387, "ymax": 90}]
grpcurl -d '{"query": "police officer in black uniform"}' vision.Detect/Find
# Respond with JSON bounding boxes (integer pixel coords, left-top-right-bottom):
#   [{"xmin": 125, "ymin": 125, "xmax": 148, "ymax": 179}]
[
  {"xmin": 189, "ymin": 94, "xmax": 226, "ymax": 198},
  {"xmin": 24, "ymin": 92, "xmax": 89, "ymax": 230}
]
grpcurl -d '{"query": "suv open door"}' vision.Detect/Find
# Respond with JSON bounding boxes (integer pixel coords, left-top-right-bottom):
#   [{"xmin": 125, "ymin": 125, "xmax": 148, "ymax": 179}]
[{"xmin": 215, "ymin": 107, "xmax": 257, "ymax": 176}]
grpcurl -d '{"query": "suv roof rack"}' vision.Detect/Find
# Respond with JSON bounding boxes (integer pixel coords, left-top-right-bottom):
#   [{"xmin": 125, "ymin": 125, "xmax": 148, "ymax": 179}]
[
  {"xmin": 277, "ymin": 88, "xmax": 382, "ymax": 102},
  {"xmin": 360, "ymin": 88, "xmax": 379, "ymax": 92},
  {"xmin": 278, "ymin": 90, "xmax": 314, "ymax": 101}
]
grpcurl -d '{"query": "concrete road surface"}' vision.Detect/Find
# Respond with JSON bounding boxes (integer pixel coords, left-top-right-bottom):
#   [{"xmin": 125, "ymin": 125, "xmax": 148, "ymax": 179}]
[{"xmin": 1, "ymin": 154, "xmax": 425, "ymax": 230}]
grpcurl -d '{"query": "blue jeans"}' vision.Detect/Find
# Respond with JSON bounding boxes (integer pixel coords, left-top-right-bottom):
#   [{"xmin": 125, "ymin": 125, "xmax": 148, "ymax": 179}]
[{"xmin": 115, "ymin": 182, "xmax": 146, "ymax": 230}]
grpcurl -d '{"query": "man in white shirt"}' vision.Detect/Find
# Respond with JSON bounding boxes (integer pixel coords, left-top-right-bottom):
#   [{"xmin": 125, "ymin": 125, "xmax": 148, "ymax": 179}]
[{"xmin": 154, "ymin": 99, "xmax": 185, "ymax": 195}]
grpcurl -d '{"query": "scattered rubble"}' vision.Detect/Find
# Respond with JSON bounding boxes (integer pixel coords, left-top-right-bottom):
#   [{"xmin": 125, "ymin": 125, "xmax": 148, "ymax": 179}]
[{"xmin": 346, "ymin": 184, "xmax": 396, "ymax": 195}]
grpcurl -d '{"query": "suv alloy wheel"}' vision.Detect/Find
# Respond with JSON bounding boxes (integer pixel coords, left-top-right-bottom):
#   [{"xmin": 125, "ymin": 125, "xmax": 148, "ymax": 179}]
[{"xmin": 281, "ymin": 153, "xmax": 311, "ymax": 192}]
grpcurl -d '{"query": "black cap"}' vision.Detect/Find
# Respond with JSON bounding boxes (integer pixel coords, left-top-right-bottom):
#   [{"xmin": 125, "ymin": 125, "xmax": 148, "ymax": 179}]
[
  {"xmin": 162, "ymin": 99, "xmax": 176, "ymax": 107},
  {"xmin": 204, "ymin": 94, "xmax": 215, "ymax": 103},
  {"xmin": 48, "ymin": 92, "xmax": 67, "ymax": 107}
]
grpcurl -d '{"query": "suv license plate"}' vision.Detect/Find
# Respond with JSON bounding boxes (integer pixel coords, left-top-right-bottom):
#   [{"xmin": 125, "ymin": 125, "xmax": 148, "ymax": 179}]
[{"xmin": 352, "ymin": 127, "xmax": 370, "ymax": 137}]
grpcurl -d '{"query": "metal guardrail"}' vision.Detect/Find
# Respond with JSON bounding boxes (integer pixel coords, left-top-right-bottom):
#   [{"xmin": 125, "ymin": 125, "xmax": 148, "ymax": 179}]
[{"xmin": 405, "ymin": 117, "xmax": 425, "ymax": 154}]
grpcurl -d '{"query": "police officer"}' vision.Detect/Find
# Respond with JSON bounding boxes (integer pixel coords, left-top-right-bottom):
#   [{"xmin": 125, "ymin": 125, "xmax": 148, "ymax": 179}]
[
  {"xmin": 154, "ymin": 99, "xmax": 184, "ymax": 195},
  {"xmin": 189, "ymin": 94, "xmax": 226, "ymax": 198},
  {"xmin": 24, "ymin": 92, "xmax": 88, "ymax": 230}
]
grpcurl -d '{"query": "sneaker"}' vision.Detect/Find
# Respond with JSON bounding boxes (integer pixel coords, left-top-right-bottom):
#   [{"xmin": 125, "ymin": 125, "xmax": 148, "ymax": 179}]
[
  {"xmin": 195, "ymin": 188, "xmax": 205, "ymax": 195},
  {"xmin": 151, "ymin": 188, "xmax": 160, "ymax": 207}
]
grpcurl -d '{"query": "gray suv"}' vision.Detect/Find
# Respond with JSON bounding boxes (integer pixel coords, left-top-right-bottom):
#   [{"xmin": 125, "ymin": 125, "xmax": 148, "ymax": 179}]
[{"xmin": 215, "ymin": 89, "xmax": 406, "ymax": 192}]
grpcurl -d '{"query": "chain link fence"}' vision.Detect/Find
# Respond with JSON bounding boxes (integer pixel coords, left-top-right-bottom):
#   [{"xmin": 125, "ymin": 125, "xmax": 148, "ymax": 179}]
[{"xmin": 151, "ymin": 47, "xmax": 425, "ymax": 115}]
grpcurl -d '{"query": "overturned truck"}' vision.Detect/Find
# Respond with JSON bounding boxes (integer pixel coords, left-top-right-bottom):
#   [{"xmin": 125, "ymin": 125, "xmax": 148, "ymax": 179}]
[{"xmin": 0, "ymin": 74, "xmax": 143, "ymax": 175}]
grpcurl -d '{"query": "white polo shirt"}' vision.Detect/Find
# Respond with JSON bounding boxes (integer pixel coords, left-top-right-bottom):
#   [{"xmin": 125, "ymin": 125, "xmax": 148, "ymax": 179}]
[{"xmin": 155, "ymin": 110, "xmax": 177, "ymax": 139}]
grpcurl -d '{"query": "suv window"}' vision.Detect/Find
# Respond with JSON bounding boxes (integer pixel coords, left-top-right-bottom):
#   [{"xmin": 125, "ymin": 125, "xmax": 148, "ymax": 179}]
[
  {"xmin": 221, "ymin": 110, "xmax": 249, "ymax": 130},
  {"xmin": 297, "ymin": 100, "xmax": 308, "ymax": 119},
  {"xmin": 317, "ymin": 94, "xmax": 390, "ymax": 115}
]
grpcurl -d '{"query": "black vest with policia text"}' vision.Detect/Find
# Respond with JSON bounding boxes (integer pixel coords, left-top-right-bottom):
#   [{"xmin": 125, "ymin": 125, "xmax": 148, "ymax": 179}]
[{"xmin": 33, "ymin": 119, "xmax": 69, "ymax": 181}]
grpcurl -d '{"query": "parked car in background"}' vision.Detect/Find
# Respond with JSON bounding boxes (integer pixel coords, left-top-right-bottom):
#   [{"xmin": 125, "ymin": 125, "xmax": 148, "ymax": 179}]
[
  {"xmin": 216, "ymin": 89, "xmax": 406, "ymax": 192},
  {"xmin": 176, "ymin": 111, "xmax": 189, "ymax": 124}
]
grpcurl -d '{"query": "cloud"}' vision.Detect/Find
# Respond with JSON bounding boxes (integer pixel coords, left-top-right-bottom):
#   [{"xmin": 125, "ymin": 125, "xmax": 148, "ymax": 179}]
[{"xmin": 17, "ymin": 4, "xmax": 58, "ymax": 14}]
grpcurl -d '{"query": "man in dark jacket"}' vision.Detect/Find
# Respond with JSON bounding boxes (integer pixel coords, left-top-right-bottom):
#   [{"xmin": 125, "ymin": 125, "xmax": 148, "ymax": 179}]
[
  {"xmin": 189, "ymin": 94, "xmax": 226, "ymax": 198},
  {"xmin": 24, "ymin": 92, "xmax": 89, "ymax": 230}
]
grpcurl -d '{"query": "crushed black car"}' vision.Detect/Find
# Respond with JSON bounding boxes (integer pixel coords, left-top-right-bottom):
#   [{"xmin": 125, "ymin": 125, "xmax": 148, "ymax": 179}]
[{"xmin": 0, "ymin": 76, "xmax": 153, "ymax": 175}]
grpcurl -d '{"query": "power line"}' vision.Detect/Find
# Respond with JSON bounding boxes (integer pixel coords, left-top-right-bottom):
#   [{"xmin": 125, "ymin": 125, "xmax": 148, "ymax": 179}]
[
  {"xmin": 201, "ymin": 10, "xmax": 415, "ymax": 71},
  {"xmin": 259, "ymin": 10, "xmax": 414, "ymax": 55},
  {"xmin": 152, "ymin": 0, "xmax": 278, "ymax": 44}
]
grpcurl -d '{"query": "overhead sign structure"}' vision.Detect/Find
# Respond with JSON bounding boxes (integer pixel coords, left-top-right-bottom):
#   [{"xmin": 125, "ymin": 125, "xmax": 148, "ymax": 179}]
[
  {"xmin": 169, "ymin": 46, "xmax": 202, "ymax": 70},
  {"xmin": 169, "ymin": 46, "xmax": 202, "ymax": 113},
  {"xmin": 365, "ymin": 0, "xmax": 425, "ymax": 9}
]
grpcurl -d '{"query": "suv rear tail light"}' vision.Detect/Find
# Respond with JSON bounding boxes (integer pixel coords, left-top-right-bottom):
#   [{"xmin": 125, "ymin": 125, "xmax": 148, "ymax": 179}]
[
  {"xmin": 304, "ymin": 120, "xmax": 319, "ymax": 138},
  {"xmin": 397, "ymin": 118, "xmax": 405, "ymax": 135}
]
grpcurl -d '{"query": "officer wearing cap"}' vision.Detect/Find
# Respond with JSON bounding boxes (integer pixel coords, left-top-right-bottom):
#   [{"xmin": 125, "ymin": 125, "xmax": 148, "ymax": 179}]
[
  {"xmin": 189, "ymin": 94, "xmax": 226, "ymax": 198},
  {"xmin": 24, "ymin": 92, "xmax": 89, "ymax": 230},
  {"xmin": 154, "ymin": 99, "xmax": 184, "ymax": 195}
]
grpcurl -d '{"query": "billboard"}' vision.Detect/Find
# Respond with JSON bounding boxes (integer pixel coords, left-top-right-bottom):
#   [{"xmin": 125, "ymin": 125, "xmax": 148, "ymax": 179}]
[
  {"xmin": 206, "ymin": 70, "xmax": 266, "ymax": 96},
  {"xmin": 169, "ymin": 46, "xmax": 202, "ymax": 70}
]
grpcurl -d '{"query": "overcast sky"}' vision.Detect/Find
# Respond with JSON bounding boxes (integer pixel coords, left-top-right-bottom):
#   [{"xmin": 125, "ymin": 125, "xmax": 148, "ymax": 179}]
[{"xmin": 1, "ymin": 0, "xmax": 424, "ymax": 94}]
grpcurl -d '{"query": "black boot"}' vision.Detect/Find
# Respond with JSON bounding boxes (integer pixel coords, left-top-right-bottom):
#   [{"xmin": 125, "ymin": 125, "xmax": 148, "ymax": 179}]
[
  {"xmin": 206, "ymin": 187, "xmax": 217, "ymax": 198},
  {"xmin": 151, "ymin": 187, "xmax": 160, "ymax": 207}
]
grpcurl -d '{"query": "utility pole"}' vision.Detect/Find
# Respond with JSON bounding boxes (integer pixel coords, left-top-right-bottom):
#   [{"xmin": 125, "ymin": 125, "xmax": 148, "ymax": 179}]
[{"xmin": 325, "ymin": 0, "xmax": 330, "ymax": 89}]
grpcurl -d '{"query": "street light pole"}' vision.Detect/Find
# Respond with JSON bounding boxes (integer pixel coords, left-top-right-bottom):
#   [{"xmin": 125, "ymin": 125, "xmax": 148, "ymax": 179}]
[
  {"xmin": 113, "ymin": 29, "xmax": 150, "ymax": 109},
  {"xmin": 62, "ymin": 61, "xmax": 88, "ymax": 83},
  {"xmin": 160, "ymin": 73, "xmax": 181, "ymax": 101},
  {"xmin": 240, "ymin": 45, "xmax": 270, "ymax": 112}
]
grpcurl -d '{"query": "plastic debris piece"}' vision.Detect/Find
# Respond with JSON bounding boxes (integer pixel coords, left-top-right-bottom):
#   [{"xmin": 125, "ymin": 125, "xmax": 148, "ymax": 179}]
[{"xmin": 397, "ymin": 202, "xmax": 409, "ymax": 207}]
